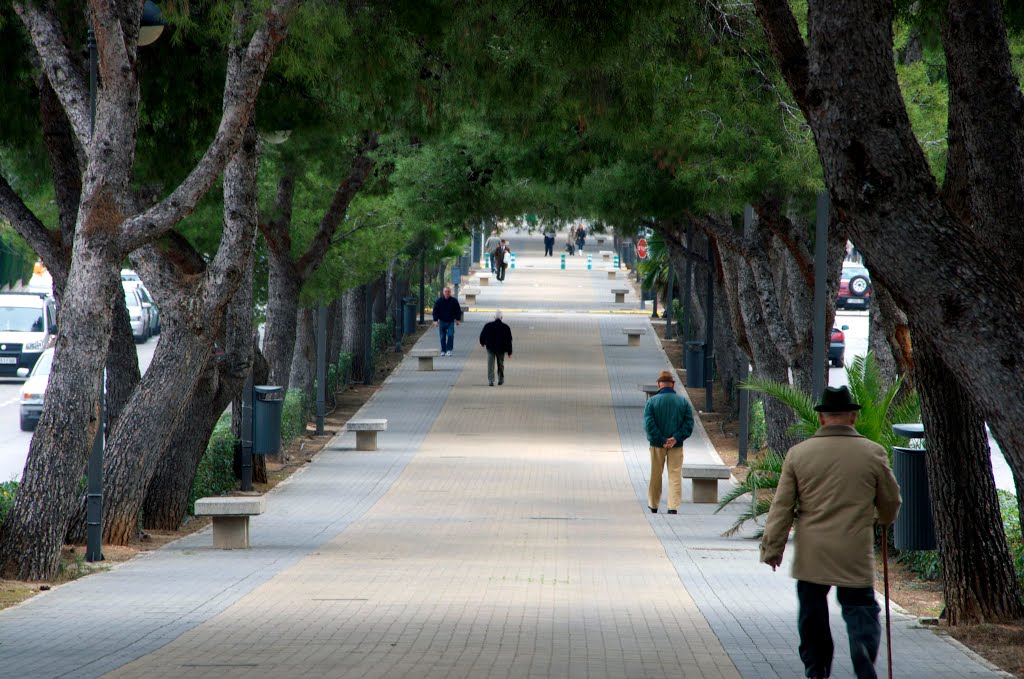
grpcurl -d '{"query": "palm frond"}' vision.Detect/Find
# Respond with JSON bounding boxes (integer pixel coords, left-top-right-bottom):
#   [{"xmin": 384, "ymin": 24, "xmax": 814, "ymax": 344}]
[{"xmin": 741, "ymin": 377, "xmax": 818, "ymax": 438}]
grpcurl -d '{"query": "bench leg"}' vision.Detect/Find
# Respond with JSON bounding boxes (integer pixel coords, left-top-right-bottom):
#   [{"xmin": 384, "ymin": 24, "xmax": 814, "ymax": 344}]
[
  {"xmin": 417, "ymin": 357, "xmax": 433, "ymax": 371},
  {"xmin": 211, "ymin": 516, "xmax": 250, "ymax": 549},
  {"xmin": 607, "ymin": 271, "xmax": 616, "ymax": 280},
  {"xmin": 356, "ymin": 430, "xmax": 378, "ymax": 451},
  {"xmin": 479, "ymin": 278, "xmax": 489, "ymax": 287},
  {"xmin": 627, "ymin": 334, "xmax": 640, "ymax": 347},
  {"xmin": 466, "ymin": 295, "xmax": 476, "ymax": 304},
  {"xmin": 614, "ymin": 293, "xmax": 625, "ymax": 304},
  {"xmin": 691, "ymin": 479, "xmax": 719, "ymax": 504}
]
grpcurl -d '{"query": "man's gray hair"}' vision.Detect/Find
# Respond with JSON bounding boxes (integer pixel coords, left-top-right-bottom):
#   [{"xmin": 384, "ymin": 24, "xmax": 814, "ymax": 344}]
[{"xmin": 494, "ymin": 310, "xmax": 503, "ymax": 320}]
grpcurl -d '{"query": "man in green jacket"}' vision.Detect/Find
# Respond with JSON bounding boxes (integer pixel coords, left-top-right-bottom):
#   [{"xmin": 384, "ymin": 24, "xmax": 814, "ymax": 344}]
[{"xmin": 643, "ymin": 370, "xmax": 694, "ymax": 514}]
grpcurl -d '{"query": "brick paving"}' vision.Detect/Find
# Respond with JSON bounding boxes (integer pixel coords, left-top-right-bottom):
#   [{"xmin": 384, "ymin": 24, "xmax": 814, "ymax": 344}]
[{"xmin": 0, "ymin": 232, "xmax": 1007, "ymax": 678}]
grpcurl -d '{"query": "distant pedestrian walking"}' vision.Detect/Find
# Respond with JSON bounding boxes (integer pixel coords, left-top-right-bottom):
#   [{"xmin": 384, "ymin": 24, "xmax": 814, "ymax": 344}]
[
  {"xmin": 760, "ymin": 386, "xmax": 901, "ymax": 679},
  {"xmin": 493, "ymin": 240, "xmax": 511, "ymax": 282},
  {"xmin": 479, "ymin": 310, "xmax": 513, "ymax": 386},
  {"xmin": 431, "ymin": 287, "xmax": 463, "ymax": 356},
  {"xmin": 485, "ymin": 231, "xmax": 501, "ymax": 272},
  {"xmin": 575, "ymin": 227, "xmax": 586, "ymax": 253},
  {"xmin": 543, "ymin": 229, "xmax": 556, "ymax": 256},
  {"xmin": 643, "ymin": 370, "xmax": 693, "ymax": 514}
]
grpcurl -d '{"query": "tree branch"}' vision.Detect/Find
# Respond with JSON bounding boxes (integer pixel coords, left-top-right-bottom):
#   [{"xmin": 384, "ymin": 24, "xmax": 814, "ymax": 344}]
[{"xmin": 752, "ymin": 0, "xmax": 811, "ymax": 109}]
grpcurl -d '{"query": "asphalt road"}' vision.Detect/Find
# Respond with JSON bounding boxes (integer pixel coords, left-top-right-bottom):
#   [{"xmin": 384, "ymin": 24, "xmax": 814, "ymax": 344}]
[{"xmin": 0, "ymin": 337, "xmax": 158, "ymax": 483}]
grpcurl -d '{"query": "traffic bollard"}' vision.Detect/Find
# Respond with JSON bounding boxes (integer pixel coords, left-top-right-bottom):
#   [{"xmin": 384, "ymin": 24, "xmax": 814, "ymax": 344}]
[
  {"xmin": 560, "ymin": 253, "xmax": 566, "ymax": 270},
  {"xmin": 510, "ymin": 252, "xmax": 516, "ymax": 269},
  {"xmin": 587, "ymin": 254, "xmax": 592, "ymax": 270},
  {"xmin": 484, "ymin": 252, "xmax": 490, "ymax": 271},
  {"xmin": 614, "ymin": 254, "xmax": 620, "ymax": 269}
]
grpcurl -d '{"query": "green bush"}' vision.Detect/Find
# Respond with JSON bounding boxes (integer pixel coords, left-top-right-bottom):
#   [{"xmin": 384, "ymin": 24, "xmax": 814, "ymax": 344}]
[
  {"xmin": 188, "ymin": 414, "xmax": 236, "ymax": 514},
  {"xmin": 895, "ymin": 547, "xmax": 942, "ymax": 581},
  {"xmin": 749, "ymin": 399, "xmax": 766, "ymax": 451},
  {"xmin": 0, "ymin": 480, "xmax": 18, "ymax": 523},
  {"xmin": 281, "ymin": 388, "xmax": 307, "ymax": 445},
  {"xmin": 372, "ymin": 322, "xmax": 393, "ymax": 356},
  {"xmin": 337, "ymin": 352, "xmax": 353, "ymax": 386}
]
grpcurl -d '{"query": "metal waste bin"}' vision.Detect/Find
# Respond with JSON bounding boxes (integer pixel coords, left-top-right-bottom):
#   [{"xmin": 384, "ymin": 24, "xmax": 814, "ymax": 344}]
[
  {"xmin": 403, "ymin": 297, "xmax": 417, "ymax": 334},
  {"xmin": 253, "ymin": 386, "xmax": 284, "ymax": 455},
  {"xmin": 891, "ymin": 423, "xmax": 936, "ymax": 550},
  {"xmin": 685, "ymin": 341, "xmax": 705, "ymax": 388}
]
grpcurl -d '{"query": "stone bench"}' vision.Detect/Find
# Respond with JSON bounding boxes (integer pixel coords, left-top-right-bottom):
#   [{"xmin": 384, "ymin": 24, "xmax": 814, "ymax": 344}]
[
  {"xmin": 347, "ymin": 418, "xmax": 388, "ymax": 451},
  {"xmin": 607, "ymin": 270, "xmax": 617, "ymax": 280},
  {"xmin": 477, "ymin": 273, "xmax": 491, "ymax": 287},
  {"xmin": 600, "ymin": 250, "xmax": 613, "ymax": 261},
  {"xmin": 622, "ymin": 327, "xmax": 646, "ymax": 346},
  {"xmin": 462, "ymin": 287, "xmax": 480, "ymax": 304},
  {"xmin": 194, "ymin": 495, "xmax": 266, "ymax": 549},
  {"xmin": 410, "ymin": 348, "xmax": 439, "ymax": 371},
  {"xmin": 683, "ymin": 464, "xmax": 732, "ymax": 503},
  {"xmin": 640, "ymin": 384, "xmax": 660, "ymax": 400},
  {"xmin": 611, "ymin": 288, "xmax": 629, "ymax": 304},
  {"xmin": 595, "ymin": 236, "xmax": 608, "ymax": 245}
]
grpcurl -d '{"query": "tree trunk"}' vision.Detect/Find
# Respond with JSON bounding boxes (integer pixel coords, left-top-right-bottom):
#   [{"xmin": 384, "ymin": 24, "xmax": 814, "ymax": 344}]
[
  {"xmin": 289, "ymin": 306, "xmax": 316, "ymax": 398},
  {"xmin": 342, "ymin": 285, "xmax": 368, "ymax": 381},
  {"xmin": 915, "ymin": 335, "xmax": 1024, "ymax": 624},
  {"xmin": 262, "ymin": 255, "xmax": 301, "ymax": 389},
  {"xmin": 104, "ymin": 301, "xmax": 143, "ymax": 429},
  {"xmin": 867, "ymin": 278, "xmax": 910, "ymax": 387}
]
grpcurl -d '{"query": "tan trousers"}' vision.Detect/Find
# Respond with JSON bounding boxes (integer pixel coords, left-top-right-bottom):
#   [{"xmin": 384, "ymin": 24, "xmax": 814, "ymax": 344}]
[{"xmin": 648, "ymin": 446, "xmax": 684, "ymax": 510}]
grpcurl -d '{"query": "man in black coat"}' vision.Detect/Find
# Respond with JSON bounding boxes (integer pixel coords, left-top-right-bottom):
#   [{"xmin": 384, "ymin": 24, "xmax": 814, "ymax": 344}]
[
  {"xmin": 479, "ymin": 310, "xmax": 513, "ymax": 386},
  {"xmin": 431, "ymin": 287, "xmax": 463, "ymax": 356}
]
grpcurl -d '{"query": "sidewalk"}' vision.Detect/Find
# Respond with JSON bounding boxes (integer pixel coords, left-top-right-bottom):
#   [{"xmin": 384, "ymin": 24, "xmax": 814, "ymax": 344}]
[{"xmin": 0, "ymin": 233, "xmax": 1006, "ymax": 678}]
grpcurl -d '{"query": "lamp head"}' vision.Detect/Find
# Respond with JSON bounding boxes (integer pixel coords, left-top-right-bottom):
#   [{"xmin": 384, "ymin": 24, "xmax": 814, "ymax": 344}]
[{"xmin": 138, "ymin": 1, "xmax": 166, "ymax": 47}]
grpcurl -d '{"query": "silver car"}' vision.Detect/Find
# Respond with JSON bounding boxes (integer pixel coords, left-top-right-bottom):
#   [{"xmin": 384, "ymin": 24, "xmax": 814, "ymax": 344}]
[{"xmin": 19, "ymin": 347, "xmax": 54, "ymax": 431}]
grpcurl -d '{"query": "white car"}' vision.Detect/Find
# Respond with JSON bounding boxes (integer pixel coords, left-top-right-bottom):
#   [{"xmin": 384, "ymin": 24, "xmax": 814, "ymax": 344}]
[
  {"xmin": 123, "ymin": 287, "xmax": 150, "ymax": 343},
  {"xmin": 20, "ymin": 347, "xmax": 54, "ymax": 431},
  {"xmin": 0, "ymin": 292, "xmax": 58, "ymax": 379}
]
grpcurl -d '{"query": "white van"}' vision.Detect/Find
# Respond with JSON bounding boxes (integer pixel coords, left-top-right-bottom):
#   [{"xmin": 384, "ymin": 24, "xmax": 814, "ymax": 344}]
[{"xmin": 0, "ymin": 292, "xmax": 58, "ymax": 378}]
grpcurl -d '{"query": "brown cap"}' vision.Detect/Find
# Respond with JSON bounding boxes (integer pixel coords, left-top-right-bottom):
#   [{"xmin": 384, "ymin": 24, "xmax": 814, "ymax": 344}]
[{"xmin": 656, "ymin": 370, "xmax": 675, "ymax": 383}]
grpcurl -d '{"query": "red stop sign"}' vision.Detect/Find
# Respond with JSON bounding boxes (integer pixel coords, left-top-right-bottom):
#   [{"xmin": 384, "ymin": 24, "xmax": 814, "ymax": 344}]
[{"xmin": 636, "ymin": 238, "xmax": 649, "ymax": 259}]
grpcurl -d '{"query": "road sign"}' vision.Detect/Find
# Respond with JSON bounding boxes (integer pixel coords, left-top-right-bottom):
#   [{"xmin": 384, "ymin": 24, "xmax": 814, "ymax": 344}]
[{"xmin": 636, "ymin": 238, "xmax": 649, "ymax": 260}]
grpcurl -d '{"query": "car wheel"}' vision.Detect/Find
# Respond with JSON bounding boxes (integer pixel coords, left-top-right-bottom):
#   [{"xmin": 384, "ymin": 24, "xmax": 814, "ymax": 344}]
[
  {"xmin": 20, "ymin": 413, "xmax": 34, "ymax": 432},
  {"xmin": 849, "ymin": 275, "xmax": 869, "ymax": 296}
]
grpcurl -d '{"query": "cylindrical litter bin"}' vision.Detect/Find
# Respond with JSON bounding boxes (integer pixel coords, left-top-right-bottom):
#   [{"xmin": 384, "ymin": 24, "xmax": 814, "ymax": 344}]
[
  {"xmin": 685, "ymin": 341, "xmax": 705, "ymax": 388},
  {"xmin": 253, "ymin": 385, "xmax": 285, "ymax": 455},
  {"xmin": 892, "ymin": 445, "xmax": 936, "ymax": 550},
  {"xmin": 403, "ymin": 297, "xmax": 417, "ymax": 334}
]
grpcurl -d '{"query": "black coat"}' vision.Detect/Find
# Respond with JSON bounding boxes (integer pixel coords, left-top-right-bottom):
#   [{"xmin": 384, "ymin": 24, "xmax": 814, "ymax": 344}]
[
  {"xmin": 479, "ymin": 319, "xmax": 513, "ymax": 355},
  {"xmin": 432, "ymin": 295, "xmax": 463, "ymax": 323}
]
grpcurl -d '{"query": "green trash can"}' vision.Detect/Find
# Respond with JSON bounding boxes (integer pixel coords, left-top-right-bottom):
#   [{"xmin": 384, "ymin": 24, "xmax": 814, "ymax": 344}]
[
  {"xmin": 892, "ymin": 423, "xmax": 936, "ymax": 551},
  {"xmin": 685, "ymin": 341, "xmax": 705, "ymax": 388},
  {"xmin": 403, "ymin": 297, "xmax": 417, "ymax": 335},
  {"xmin": 253, "ymin": 386, "xmax": 284, "ymax": 455}
]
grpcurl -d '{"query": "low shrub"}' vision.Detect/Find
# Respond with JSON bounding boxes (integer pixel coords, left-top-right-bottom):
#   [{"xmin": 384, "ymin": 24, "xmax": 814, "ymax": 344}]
[
  {"xmin": 281, "ymin": 388, "xmax": 307, "ymax": 445},
  {"xmin": 188, "ymin": 414, "xmax": 236, "ymax": 514},
  {"xmin": 336, "ymin": 352, "xmax": 353, "ymax": 387},
  {"xmin": 0, "ymin": 480, "xmax": 18, "ymax": 523},
  {"xmin": 749, "ymin": 399, "xmax": 766, "ymax": 451},
  {"xmin": 372, "ymin": 322, "xmax": 393, "ymax": 355}
]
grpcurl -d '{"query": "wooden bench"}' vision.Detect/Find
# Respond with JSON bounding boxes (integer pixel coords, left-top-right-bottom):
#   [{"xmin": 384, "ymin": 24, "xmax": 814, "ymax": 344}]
[
  {"xmin": 410, "ymin": 348, "xmax": 439, "ymax": 371},
  {"xmin": 640, "ymin": 384, "xmax": 660, "ymax": 400},
  {"xmin": 607, "ymin": 270, "xmax": 617, "ymax": 280},
  {"xmin": 347, "ymin": 418, "xmax": 388, "ymax": 451},
  {"xmin": 194, "ymin": 496, "xmax": 266, "ymax": 549},
  {"xmin": 611, "ymin": 288, "xmax": 629, "ymax": 303},
  {"xmin": 600, "ymin": 250, "xmax": 613, "ymax": 261},
  {"xmin": 476, "ymin": 273, "xmax": 491, "ymax": 287},
  {"xmin": 683, "ymin": 464, "xmax": 731, "ymax": 503},
  {"xmin": 462, "ymin": 287, "xmax": 480, "ymax": 304},
  {"xmin": 622, "ymin": 327, "xmax": 646, "ymax": 346}
]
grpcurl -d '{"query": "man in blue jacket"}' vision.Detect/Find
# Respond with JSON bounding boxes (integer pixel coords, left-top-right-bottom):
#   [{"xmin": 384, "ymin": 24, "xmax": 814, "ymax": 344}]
[
  {"xmin": 431, "ymin": 287, "xmax": 463, "ymax": 356},
  {"xmin": 643, "ymin": 369, "xmax": 694, "ymax": 514}
]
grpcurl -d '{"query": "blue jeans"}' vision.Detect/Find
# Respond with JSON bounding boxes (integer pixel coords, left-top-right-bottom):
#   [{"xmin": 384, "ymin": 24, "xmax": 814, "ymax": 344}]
[{"xmin": 438, "ymin": 321, "xmax": 455, "ymax": 353}]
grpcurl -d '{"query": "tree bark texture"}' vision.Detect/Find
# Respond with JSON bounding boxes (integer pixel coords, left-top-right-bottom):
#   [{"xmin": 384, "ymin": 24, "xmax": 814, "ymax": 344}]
[
  {"xmin": 867, "ymin": 278, "xmax": 911, "ymax": 388},
  {"xmin": 342, "ymin": 286, "xmax": 368, "ymax": 381},
  {"xmin": 289, "ymin": 307, "xmax": 316, "ymax": 397},
  {"xmin": 754, "ymin": 1, "xmax": 1024, "ymax": 557},
  {"xmin": 914, "ymin": 335, "xmax": 1024, "ymax": 624}
]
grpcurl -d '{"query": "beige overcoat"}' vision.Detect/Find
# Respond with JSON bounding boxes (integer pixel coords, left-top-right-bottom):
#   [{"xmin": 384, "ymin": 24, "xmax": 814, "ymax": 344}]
[{"xmin": 760, "ymin": 425, "xmax": 902, "ymax": 588}]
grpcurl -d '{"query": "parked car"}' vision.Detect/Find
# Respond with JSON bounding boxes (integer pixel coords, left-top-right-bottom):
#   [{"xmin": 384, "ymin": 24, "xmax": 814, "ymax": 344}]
[
  {"xmin": 26, "ymin": 261, "xmax": 54, "ymax": 295},
  {"xmin": 837, "ymin": 264, "xmax": 871, "ymax": 310},
  {"xmin": 123, "ymin": 287, "xmax": 150, "ymax": 343},
  {"xmin": 19, "ymin": 347, "xmax": 54, "ymax": 431},
  {"xmin": 829, "ymin": 325, "xmax": 849, "ymax": 368},
  {"xmin": 0, "ymin": 292, "xmax": 58, "ymax": 379},
  {"xmin": 123, "ymin": 280, "xmax": 160, "ymax": 336}
]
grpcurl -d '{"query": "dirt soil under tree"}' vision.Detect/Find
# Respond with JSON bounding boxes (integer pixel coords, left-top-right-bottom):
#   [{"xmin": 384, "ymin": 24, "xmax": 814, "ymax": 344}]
[
  {"xmin": 654, "ymin": 319, "xmax": 1024, "ymax": 677},
  {"xmin": 2, "ymin": 316, "xmax": 1022, "ymax": 676}
]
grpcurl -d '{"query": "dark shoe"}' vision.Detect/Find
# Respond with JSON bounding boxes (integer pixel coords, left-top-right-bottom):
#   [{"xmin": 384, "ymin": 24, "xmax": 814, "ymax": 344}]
[
  {"xmin": 489, "ymin": 382, "xmax": 494, "ymax": 386},
  {"xmin": 667, "ymin": 509, "xmax": 677, "ymax": 514},
  {"xmin": 649, "ymin": 506, "xmax": 658, "ymax": 513},
  {"xmin": 498, "ymin": 380, "xmax": 504, "ymax": 385}
]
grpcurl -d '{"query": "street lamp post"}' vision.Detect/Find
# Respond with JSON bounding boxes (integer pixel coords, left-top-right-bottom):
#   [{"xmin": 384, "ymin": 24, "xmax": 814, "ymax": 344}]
[{"xmin": 86, "ymin": 1, "xmax": 167, "ymax": 564}]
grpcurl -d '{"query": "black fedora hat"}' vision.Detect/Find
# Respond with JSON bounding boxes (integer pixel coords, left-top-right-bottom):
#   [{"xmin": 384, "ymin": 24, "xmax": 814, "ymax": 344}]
[{"xmin": 814, "ymin": 386, "xmax": 862, "ymax": 413}]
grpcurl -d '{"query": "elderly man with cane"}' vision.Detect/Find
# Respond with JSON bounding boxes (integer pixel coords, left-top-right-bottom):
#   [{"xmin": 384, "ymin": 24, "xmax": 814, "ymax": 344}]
[{"xmin": 760, "ymin": 386, "xmax": 902, "ymax": 679}]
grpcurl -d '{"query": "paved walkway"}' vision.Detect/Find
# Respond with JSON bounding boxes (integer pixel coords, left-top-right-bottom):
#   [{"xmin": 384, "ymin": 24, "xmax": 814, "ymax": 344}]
[{"xmin": 0, "ymin": 233, "xmax": 1007, "ymax": 678}]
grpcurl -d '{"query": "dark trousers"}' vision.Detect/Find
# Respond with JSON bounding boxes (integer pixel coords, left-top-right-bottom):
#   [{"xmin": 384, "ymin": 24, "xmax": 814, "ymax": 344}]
[
  {"xmin": 797, "ymin": 580, "xmax": 881, "ymax": 679},
  {"xmin": 543, "ymin": 236, "xmax": 554, "ymax": 255},
  {"xmin": 496, "ymin": 265, "xmax": 506, "ymax": 281}
]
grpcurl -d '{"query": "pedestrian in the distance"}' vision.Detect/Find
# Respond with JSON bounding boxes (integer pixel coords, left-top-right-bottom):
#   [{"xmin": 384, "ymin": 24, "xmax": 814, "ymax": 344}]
[
  {"xmin": 485, "ymin": 231, "xmax": 501, "ymax": 273},
  {"xmin": 431, "ymin": 286, "xmax": 463, "ymax": 356},
  {"xmin": 575, "ymin": 227, "xmax": 586, "ymax": 253},
  {"xmin": 643, "ymin": 369, "xmax": 693, "ymax": 514},
  {"xmin": 493, "ymin": 240, "xmax": 510, "ymax": 282},
  {"xmin": 479, "ymin": 309, "xmax": 513, "ymax": 386},
  {"xmin": 543, "ymin": 229, "xmax": 556, "ymax": 256},
  {"xmin": 760, "ymin": 386, "xmax": 901, "ymax": 679}
]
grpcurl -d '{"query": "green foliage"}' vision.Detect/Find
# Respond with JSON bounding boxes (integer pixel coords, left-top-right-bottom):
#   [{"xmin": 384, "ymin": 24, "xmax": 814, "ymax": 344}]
[
  {"xmin": 0, "ymin": 227, "xmax": 35, "ymax": 289},
  {"xmin": 999, "ymin": 490, "xmax": 1024, "ymax": 586},
  {"xmin": 894, "ymin": 548, "xmax": 942, "ymax": 581},
  {"xmin": 372, "ymin": 322, "xmax": 394, "ymax": 356},
  {"xmin": 715, "ymin": 451, "xmax": 785, "ymax": 537},
  {"xmin": 0, "ymin": 480, "xmax": 17, "ymax": 524},
  {"xmin": 281, "ymin": 389, "xmax": 308, "ymax": 445},
  {"xmin": 750, "ymin": 399, "xmax": 766, "ymax": 452},
  {"xmin": 188, "ymin": 415, "xmax": 237, "ymax": 514}
]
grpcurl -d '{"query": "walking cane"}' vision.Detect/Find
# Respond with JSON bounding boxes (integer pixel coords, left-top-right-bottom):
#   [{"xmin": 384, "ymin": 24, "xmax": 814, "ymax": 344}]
[{"xmin": 882, "ymin": 525, "xmax": 893, "ymax": 679}]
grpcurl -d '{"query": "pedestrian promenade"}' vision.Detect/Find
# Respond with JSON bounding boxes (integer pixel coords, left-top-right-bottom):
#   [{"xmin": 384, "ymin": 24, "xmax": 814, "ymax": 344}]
[{"xmin": 0, "ymin": 233, "xmax": 1006, "ymax": 678}]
